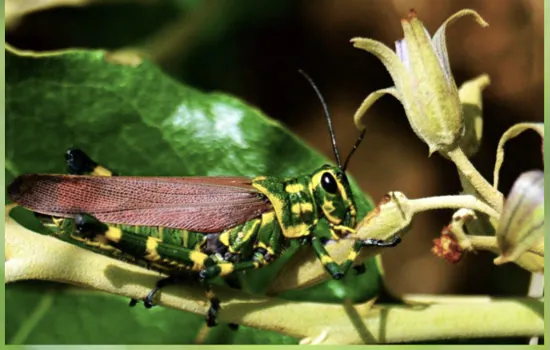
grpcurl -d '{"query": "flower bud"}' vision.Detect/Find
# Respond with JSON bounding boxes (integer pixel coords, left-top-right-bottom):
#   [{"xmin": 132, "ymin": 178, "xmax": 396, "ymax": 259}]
[
  {"xmin": 352, "ymin": 9, "xmax": 488, "ymax": 155},
  {"xmin": 494, "ymin": 170, "xmax": 544, "ymax": 272}
]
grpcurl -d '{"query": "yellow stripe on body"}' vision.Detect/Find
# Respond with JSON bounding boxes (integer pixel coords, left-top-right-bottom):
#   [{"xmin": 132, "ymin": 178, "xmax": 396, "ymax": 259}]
[
  {"xmin": 104, "ymin": 226, "xmax": 123, "ymax": 243},
  {"xmin": 145, "ymin": 237, "xmax": 161, "ymax": 261},
  {"xmin": 71, "ymin": 235, "xmax": 119, "ymax": 253},
  {"xmin": 261, "ymin": 212, "xmax": 276, "ymax": 225},
  {"xmin": 285, "ymin": 183, "xmax": 305, "ymax": 194},
  {"xmin": 322, "ymin": 200, "xmax": 342, "ymax": 224},
  {"xmin": 332, "ymin": 225, "xmax": 355, "ymax": 235},
  {"xmin": 284, "ymin": 222, "xmax": 310, "ymax": 238},
  {"xmin": 91, "ymin": 166, "xmax": 113, "ymax": 177},
  {"xmin": 219, "ymin": 263, "xmax": 235, "ymax": 276},
  {"xmin": 189, "ymin": 250, "xmax": 209, "ymax": 271},
  {"xmin": 240, "ymin": 219, "xmax": 260, "ymax": 243},
  {"xmin": 220, "ymin": 228, "xmax": 236, "ymax": 252},
  {"xmin": 219, "ymin": 230, "xmax": 231, "ymax": 247},
  {"xmin": 346, "ymin": 249, "xmax": 358, "ymax": 263},
  {"xmin": 255, "ymin": 212, "xmax": 277, "ymax": 255},
  {"xmin": 291, "ymin": 202, "xmax": 314, "ymax": 215},
  {"xmin": 255, "ymin": 241, "xmax": 275, "ymax": 255},
  {"xmin": 52, "ymin": 217, "xmax": 64, "ymax": 228},
  {"xmin": 320, "ymin": 254, "xmax": 335, "ymax": 265},
  {"xmin": 329, "ymin": 228, "xmax": 340, "ymax": 240}
]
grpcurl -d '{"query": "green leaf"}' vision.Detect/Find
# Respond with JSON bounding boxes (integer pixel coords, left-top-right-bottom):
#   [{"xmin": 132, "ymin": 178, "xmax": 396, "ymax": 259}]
[{"xmin": 6, "ymin": 49, "xmax": 378, "ymax": 344}]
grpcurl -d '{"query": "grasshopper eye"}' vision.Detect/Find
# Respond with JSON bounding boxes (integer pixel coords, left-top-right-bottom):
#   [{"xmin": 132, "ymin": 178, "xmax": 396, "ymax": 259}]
[{"xmin": 321, "ymin": 172, "xmax": 338, "ymax": 194}]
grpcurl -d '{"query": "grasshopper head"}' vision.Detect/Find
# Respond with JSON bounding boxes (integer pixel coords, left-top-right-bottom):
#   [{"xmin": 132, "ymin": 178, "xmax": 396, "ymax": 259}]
[
  {"xmin": 298, "ymin": 70, "xmax": 364, "ymax": 236},
  {"xmin": 311, "ymin": 165, "xmax": 357, "ymax": 232}
]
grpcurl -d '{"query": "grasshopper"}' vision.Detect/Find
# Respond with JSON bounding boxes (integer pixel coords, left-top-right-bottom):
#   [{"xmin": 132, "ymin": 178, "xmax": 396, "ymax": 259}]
[{"xmin": 7, "ymin": 72, "xmax": 400, "ymax": 327}]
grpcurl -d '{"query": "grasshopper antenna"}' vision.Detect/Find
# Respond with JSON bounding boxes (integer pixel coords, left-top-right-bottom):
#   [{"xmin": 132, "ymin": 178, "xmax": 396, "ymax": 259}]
[
  {"xmin": 342, "ymin": 127, "xmax": 367, "ymax": 171},
  {"xmin": 298, "ymin": 69, "xmax": 342, "ymax": 168}
]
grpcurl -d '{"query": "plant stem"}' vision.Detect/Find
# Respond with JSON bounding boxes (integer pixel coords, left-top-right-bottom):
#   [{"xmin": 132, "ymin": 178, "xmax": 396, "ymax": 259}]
[
  {"xmin": 465, "ymin": 234, "xmax": 544, "ymax": 273},
  {"xmin": 446, "ymin": 147, "xmax": 504, "ymax": 213},
  {"xmin": 466, "ymin": 234, "xmax": 499, "ymax": 252},
  {"xmin": 409, "ymin": 194, "xmax": 499, "ymax": 218},
  {"xmin": 5, "ymin": 206, "xmax": 544, "ymax": 344}
]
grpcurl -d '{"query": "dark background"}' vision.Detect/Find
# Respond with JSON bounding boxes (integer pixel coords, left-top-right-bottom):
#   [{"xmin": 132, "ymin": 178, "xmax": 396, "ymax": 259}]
[{"xmin": 6, "ymin": 0, "xmax": 544, "ymax": 297}]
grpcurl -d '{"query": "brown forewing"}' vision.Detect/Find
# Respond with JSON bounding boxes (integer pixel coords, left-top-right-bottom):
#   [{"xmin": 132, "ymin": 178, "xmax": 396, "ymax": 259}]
[{"xmin": 8, "ymin": 174, "xmax": 273, "ymax": 233}]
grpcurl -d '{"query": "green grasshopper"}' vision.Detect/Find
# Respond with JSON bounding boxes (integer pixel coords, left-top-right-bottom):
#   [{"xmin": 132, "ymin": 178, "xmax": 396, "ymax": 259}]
[{"xmin": 7, "ymin": 72, "xmax": 401, "ymax": 327}]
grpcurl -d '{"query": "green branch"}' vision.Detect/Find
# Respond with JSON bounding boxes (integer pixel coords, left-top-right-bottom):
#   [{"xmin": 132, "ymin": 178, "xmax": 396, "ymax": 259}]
[{"xmin": 5, "ymin": 206, "xmax": 543, "ymax": 344}]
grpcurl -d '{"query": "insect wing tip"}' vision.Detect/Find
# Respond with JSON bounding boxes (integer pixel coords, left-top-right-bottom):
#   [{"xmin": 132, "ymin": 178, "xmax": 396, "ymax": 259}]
[{"xmin": 7, "ymin": 174, "xmax": 27, "ymax": 203}]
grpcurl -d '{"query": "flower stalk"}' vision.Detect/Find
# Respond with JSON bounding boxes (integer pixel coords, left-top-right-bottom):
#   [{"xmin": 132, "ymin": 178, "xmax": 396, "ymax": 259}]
[{"xmin": 446, "ymin": 146, "xmax": 504, "ymax": 212}]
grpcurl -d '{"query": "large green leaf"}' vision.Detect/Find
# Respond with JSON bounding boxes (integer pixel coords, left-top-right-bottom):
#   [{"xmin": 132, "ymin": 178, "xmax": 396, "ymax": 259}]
[{"xmin": 5, "ymin": 50, "xmax": 379, "ymax": 344}]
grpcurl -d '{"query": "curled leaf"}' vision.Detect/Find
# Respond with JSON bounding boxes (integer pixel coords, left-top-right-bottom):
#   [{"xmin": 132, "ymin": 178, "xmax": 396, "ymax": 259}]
[
  {"xmin": 494, "ymin": 170, "xmax": 544, "ymax": 269},
  {"xmin": 493, "ymin": 123, "xmax": 544, "ymax": 190},
  {"xmin": 353, "ymin": 87, "xmax": 400, "ymax": 129}
]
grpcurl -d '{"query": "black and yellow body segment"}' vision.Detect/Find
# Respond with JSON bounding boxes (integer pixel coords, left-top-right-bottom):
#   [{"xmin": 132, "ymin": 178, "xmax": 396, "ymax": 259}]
[{"xmin": 21, "ymin": 149, "xmax": 401, "ymax": 328}]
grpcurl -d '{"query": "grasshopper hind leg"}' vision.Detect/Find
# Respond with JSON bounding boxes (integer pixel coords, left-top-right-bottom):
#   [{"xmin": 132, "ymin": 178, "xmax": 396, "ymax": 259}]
[
  {"xmin": 65, "ymin": 148, "xmax": 116, "ymax": 176},
  {"xmin": 74, "ymin": 211, "xmax": 240, "ymax": 329}
]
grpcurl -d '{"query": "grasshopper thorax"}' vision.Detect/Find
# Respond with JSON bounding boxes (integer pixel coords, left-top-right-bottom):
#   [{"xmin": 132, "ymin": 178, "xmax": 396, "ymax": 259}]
[
  {"xmin": 311, "ymin": 164, "xmax": 357, "ymax": 233},
  {"xmin": 251, "ymin": 164, "xmax": 357, "ymax": 240}
]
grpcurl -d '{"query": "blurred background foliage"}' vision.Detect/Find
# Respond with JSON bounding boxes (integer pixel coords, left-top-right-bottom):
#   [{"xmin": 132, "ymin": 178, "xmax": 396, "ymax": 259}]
[{"xmin": 5, "ymin": 0, "xmax": 544, "ymax": 344}]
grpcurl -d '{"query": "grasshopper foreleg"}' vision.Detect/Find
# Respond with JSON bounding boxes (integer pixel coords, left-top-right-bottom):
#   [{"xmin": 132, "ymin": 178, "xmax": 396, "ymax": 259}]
[{"xmin": 312, "ymin": 230, "xmax": 402, "ymax": 280}]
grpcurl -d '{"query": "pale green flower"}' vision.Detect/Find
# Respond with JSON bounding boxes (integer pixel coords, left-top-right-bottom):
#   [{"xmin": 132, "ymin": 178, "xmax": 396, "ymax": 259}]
[{"xmin": 352, "ymin": 9, "xmax": 488, "ymax": 155}]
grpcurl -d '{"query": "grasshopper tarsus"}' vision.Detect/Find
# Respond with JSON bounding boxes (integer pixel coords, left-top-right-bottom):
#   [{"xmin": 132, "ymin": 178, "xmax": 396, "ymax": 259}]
[
  {"xmin": 362, "ymin": 236, "xmax": 402, "ymax": 248},
  {"xmin": 139, "ymin": 275, "xmax": 223, "ymax": 327},
  {"xmin": 143, "ymin": 296, "xmax": 155, "ymax": 309},
  {"xmin": 143, "ymin": 276, "xmax": 179, "ymax": 308},
  {"xmin": 206, "ymin": 296, "xmax": 221, "ymax": 327}
]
